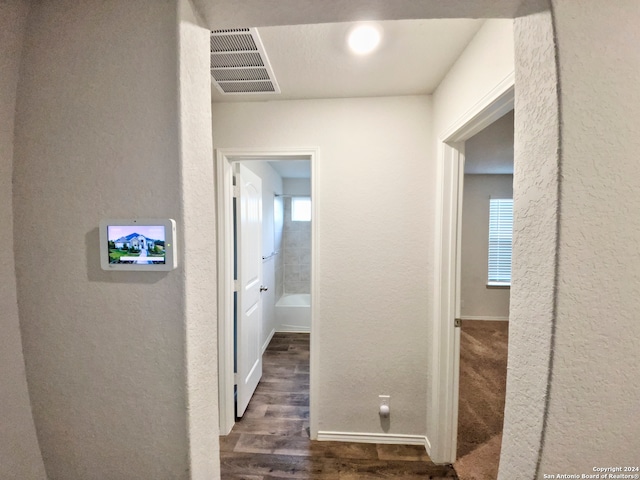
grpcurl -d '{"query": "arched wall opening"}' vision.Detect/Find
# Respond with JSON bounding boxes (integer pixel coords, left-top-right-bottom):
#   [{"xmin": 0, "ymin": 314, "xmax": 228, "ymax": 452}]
[
  {"xmin": 206, "ymin": 3, "xmax": 560, "ymax": 479},
  {"xmin": 6, "ymin": 1, "xmax": 567, "ymax": 479}
]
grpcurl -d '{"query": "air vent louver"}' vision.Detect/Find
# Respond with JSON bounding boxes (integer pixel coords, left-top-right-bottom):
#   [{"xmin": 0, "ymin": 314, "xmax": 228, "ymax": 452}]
[
  {"xmin": 212, "ymin": 68, "xmax": 270, "ymax": 82},
  {"xmin": 220, "ymin": 81, "xmax": 276, "ymax": 93},
  {"xmin": 210, "ymin": 33, "xmax": 256, "ymax": 53},
  {"xmin": 211, "ymin": 52, "xmax": 263, "ymax": 69},
  {"xmin": 210, "ymin": 28, "xmax": 280, "ymax": 95}
]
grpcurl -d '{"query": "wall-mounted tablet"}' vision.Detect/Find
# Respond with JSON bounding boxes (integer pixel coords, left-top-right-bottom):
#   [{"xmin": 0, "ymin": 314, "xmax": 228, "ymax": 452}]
[{"xmin": 99, "ymin": 219, "xmax": 177, "ymax": 271}]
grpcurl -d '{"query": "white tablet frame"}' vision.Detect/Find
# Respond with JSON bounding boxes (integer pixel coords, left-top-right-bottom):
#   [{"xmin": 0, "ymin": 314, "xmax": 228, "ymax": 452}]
[{"xmin": 99, "ymin": 218, "xmax": 177, "ymax": 271}]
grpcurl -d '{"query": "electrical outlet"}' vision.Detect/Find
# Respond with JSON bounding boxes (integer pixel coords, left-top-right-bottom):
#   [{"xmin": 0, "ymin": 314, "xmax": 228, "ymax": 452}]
[{"xmin": 379, "ymin": 395, "xmax": 390, "ymax": 417}]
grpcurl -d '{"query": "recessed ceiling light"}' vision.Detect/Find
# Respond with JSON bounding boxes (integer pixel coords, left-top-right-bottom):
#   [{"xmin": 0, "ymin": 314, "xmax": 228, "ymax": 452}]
[{"xmin": 348, "ymin": 24, "xmax": 382, "ymax": 55}]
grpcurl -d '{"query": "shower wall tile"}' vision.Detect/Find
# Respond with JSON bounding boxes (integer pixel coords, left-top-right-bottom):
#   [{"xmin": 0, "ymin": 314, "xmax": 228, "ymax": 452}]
[
  {"xmin": 274, "ymin": 196, "xmax": 284, "ymax": 300},
  {"xmin": 282, "ymin": 196, "xmax": 311, "ymax": 294},
  {"xmin": 299, "ymin": 264, "xmax": 311, "ymax": 282},
  {"xmin": 284, "ymin": 232, "xmax": 300, "ymax": 250},
  {"xmin": 285, "ymin": 264, "xmax": 300, "ymax": 282},
  {"xmin": 275, "ymin": 252, "xmax": 284, "ymax": 300},
  {"xmin": 284, "ymin": 247, "xmax": 299, "ymax": 265},
  {"xmin": 299, "ymin": 248, "xmax": 311, "ymax": 265}
]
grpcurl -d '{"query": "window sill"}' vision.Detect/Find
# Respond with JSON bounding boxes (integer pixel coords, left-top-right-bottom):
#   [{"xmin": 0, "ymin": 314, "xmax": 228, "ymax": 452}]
[{"xmin": 487, "ymin": 283, "xmax": 510, "ymax": 289}]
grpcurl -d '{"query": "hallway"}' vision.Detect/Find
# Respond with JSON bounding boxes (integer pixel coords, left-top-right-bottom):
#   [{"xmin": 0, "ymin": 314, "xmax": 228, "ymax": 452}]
[{"xmin": 219, "ymin": 332, "xmax": 459, "ymax": 479}]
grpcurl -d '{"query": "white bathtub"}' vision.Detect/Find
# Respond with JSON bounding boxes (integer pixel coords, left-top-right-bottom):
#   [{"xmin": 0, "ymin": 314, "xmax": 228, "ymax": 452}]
[{"xmin": 275, "ymin": 294, "xmax": 311, "ymax": 332}]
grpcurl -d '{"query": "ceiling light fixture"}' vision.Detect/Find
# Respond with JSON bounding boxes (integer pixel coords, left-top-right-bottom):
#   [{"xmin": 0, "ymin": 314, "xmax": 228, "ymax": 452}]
[{"xmin": 348, "ymin": 24, "xmax": 382, "ymax": 55}]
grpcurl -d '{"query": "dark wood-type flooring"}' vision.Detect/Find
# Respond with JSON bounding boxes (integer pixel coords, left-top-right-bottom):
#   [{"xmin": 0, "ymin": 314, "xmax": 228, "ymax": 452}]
[
  {"xmin": 220, "ymin": 332, "xmax": 459, "ymax": 479},
  {"xmin": 454, "ymin": 320, "xmax": 509, "ymax": 480}
]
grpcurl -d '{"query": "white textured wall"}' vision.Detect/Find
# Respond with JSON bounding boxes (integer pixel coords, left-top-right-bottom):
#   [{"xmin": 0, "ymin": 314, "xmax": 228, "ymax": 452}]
[
  {"xmin": 537, "ymin": 0, "xmax": 640, "ymax": 473},
  {"xmin": 433, "ymin": 20, "xmax": 515, "ymax": 135},
  {"xmin": 241, "ymin": 161, "xmax": 284, "ymax": 347},
  {"xmin": 213, "ymin": 96, "xmax": 434, "ymax": 436},
  {"xmin": 500, "ymin": 9, "xmax": 559, "ymax": 479},
  {"xmin": 461, "ymin": 175, "xmax": 513, "ymax": 319},
  {"xmin": 12, "ymin": 1, "xmax": 217, "ymax": 478},
  {"xmin": 431, "ymin": 18, "xmax": 514, "ymax": 440},
  {"xmin": 0, "ymin": 1, "xmax": 47, "ymax": 478},
  {"xmin": 178, "ymin": 0, "xmax": 220, "ymax": 478},
  {"xmin": 503, "ymin": 3, "xmax": 640, "ymax": 476}
]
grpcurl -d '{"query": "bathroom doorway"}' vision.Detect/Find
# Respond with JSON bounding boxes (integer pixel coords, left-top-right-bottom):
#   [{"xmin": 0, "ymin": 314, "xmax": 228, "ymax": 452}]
[{"xmin": 216, "ymin": 148, "xmax": 318, "ymax": 436}]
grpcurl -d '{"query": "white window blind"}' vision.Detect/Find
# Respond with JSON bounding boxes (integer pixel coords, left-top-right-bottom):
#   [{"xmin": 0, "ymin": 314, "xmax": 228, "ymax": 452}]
[
  {"xmin": 291, "ymin": 197, "xmax": 311, "ymax": 222},
  {"xmin": 488, "ymin": 198, "xmax": 513, "ymax": 285}
]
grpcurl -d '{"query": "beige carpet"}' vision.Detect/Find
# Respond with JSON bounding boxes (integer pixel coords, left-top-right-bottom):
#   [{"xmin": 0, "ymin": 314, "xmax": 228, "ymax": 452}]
[
  {"xmin": 455, "ymin": 433, "xmax": 503, "ymax": 480},
  {"xmin": 454, "ymin": 320, "xmax": 509, "ymax": 480}
]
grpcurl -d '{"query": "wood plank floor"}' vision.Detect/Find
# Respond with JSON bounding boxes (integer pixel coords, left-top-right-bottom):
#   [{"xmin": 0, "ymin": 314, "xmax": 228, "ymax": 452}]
[{"xmin": 220, "ymin": 332, "xmax": 459, "ymax": 479}]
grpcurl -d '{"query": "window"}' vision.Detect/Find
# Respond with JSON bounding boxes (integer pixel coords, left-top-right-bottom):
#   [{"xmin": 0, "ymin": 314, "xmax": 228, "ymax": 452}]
[
  {"xmin": 291, "ymin": 196, "xmax": 311, "ymax": 222},
  {"xmin": 488, "ymin": 198, "xmax": 513, "ymax": 286}
]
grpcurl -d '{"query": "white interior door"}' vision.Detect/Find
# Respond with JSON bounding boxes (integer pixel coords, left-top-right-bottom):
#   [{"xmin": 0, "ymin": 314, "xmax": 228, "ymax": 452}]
[{"xmin": 236, "ymin": 163, "xmax": 263, "ymax": 417}]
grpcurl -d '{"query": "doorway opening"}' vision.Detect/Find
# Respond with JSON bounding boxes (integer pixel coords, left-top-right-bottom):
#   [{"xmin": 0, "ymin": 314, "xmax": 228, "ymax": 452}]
[
  {"xmin": 216, "ymin": 148, "xmax": 319, "ymax": 436},
  {"xmin": 454, "ymin": 108, "xmax": 514, "ymax": 479},
  {"xmin": 432, "ymin": 75, "xmax": 514, "ymax": 465}
]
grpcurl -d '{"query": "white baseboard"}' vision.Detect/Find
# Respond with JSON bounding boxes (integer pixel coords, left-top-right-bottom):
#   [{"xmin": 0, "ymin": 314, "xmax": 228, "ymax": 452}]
[
  {"xmin": 262, "ymin": 328, "xmax": 275, "ymax": 354},
  {"xmin": 424, "ymin": 434, "xmax": 432, "ymax": 455},
  {"xmin": 317, "ymin": 431, "xmax": 429, "ymax": 449},
  {"xmin": 276, "ymin": 326, "xmax": 311, "ymax": 333},
  {"xmin": 459, "ymin": 315, "xmax": 509, "ymax": 322}
]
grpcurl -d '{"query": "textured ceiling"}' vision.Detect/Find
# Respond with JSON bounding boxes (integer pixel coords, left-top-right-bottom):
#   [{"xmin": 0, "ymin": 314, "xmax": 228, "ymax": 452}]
[
  {"xmin": 268, "ymin": 160, "xmax": 311, "ymax": 179},
  {"xmin": 194, "ymin": 0, "xmax": 540, "ymax": 30},
  {"xmin": 211, "ymin": 19, "xmax": 484, "ymax": 103}
]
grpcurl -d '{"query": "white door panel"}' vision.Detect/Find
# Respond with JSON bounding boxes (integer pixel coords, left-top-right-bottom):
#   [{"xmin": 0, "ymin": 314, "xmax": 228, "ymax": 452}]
[{"xmin": 236, "ymin": 163, "xmax": 263, "ymax": 417}]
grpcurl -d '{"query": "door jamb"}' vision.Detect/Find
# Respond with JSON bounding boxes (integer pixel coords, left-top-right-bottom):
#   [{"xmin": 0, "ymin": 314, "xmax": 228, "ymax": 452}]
[
  {"xmin": 431, "ymin": 73, "xmax": 515, "ymax": 463},
  {"xmin": 216, "ymin": 147, "xmax": 319, "ymax": 436}
]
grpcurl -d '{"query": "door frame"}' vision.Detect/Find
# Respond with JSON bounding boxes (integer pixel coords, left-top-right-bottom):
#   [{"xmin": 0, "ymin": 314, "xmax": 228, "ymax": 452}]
[
  {"xmin": 431, "ymin": 73, "xmax": 514, "ymax": 463},
  {"xmin": 216, "ymin": 147, "xmax": 319, "ymax": 436}
]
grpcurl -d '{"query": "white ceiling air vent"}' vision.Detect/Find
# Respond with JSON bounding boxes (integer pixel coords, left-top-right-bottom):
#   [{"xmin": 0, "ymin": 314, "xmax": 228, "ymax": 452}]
[{"xmin": 210, "ymin": 28, "xmax": 280, "ymax": 95}]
